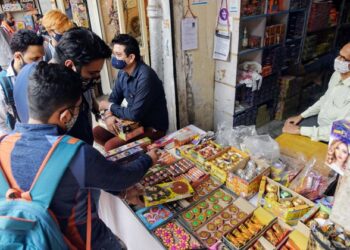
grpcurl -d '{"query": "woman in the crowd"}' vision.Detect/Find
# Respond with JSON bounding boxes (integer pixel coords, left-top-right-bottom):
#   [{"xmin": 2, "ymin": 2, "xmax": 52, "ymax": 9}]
[{"xmin": 41, "ymin": 10, "xmax": 73, "ymax": 61}]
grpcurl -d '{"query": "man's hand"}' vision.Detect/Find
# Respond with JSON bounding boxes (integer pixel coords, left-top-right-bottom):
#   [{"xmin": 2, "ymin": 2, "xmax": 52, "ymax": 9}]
[
  {"xmin": 125, "ymin": 187, "xmax": 144, "ymax": 206},
  {"xmin": 105, "ymin": 116, "xmax": 119, "ymax": 134},
  {"xmin": 99, "ymin": 100, "xmax": 112, "ymax": 111},
  {"xmin": 282, "ymin": 123, "xmax": 301, "ymax": 135},
  {"xmin": 285, "ymin": 115, "xmax": 303, "ymax": 126},
  {"xmin": 147, "ymin": 149, "xmax": 160, "ymax": 165}
]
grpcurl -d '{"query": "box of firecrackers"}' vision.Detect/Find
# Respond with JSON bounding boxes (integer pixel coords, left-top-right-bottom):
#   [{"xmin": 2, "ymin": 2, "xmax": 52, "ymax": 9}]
[
  {"xmin": 195, "ymin": 197, "xmax": 255, "ymax": 248},
  {"xmin": 226, "ymin": 158, "xmax": 271, "ymax": 199},
  {"xmin": 224, "ymin": 207, "xmax": 276, "ymax": 250},
  {"xmin": 106, "ymin": 146, "xmax": 144, "ymax": 163},
  {"xmin": 204, "ymin": 147, "xmax": 250, "ymax": 183},
  {"xmin": 136, "ymin": 205, "xmax": 173, "ymax": 230},
  {"xmin": 104, "ymin": 123, "xmax": 349, "ymax": 250},
  {"xmin": 154, "ymin": 221, "xmax": 203, "ymax": 250},
  {"xmin": 144, "ymin": 179, "xmax": 194, "ymax": 207},
  {"xmin": 107, "ymin": 137, "xmax": 151, "ymax": 156},
  {"xmin": 247, "ymin": 219, "xmax": 292, "ymax": 249},
  {"xmin": 180, "ymin": 188, "xmax": 236, "ymax": 231},
  {"xmin": 166, "ymin": 177, "xmax": 222, "ymax": 212},
  {"xmin": 188, "ymin": 140, "xmax": 225, "ymax": 164},
  {"xmin": 258, "ymin": 177, "xmax": 314, "ymax": 225}
]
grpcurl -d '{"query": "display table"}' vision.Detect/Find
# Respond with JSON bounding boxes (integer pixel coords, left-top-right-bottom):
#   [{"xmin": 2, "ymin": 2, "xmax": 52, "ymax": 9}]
[
  {"xmin": 276, "ymin": 133, "xmax": 328, "ymax": 161},
  {"xmin": 99, "ymin": 191, "xmax": 164, "ymax": 250},
  {"xmin": 98, "ymin": 190, "xmax": 259, "ymax": 250}
]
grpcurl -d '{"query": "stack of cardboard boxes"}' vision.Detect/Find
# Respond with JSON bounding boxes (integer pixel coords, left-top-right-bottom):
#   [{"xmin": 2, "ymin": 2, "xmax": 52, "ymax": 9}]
[{"xmin": 275, "ymin": 76, "xmax": 302, "ymax": 121}]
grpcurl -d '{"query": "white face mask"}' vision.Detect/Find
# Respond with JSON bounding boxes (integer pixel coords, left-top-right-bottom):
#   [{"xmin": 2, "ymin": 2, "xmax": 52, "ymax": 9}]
[
  {"xmin": 334, "ymin": 58, "xmax": 350, "ymax": 74},
  {"xmin": 65, "ymin": 113, "xmax": 78, "ymax": 131}
]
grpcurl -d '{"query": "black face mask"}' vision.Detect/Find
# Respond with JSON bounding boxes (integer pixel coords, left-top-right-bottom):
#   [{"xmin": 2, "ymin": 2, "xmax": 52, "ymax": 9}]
[
  {"xmin": 7, "ymin": 21, "xmax": 15, "ymax": 27},
  {"xmin": 81, "ymin": 77, "xmax": 101, "ymax": 92}
]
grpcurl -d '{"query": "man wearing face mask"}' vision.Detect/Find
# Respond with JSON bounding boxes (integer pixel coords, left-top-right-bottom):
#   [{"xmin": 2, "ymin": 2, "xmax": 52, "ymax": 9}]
[
  {"xmin": 1, "ymin": 61, "xmax": 158, "ymax": 249},
  {"xmin": 94, "ymin": 34, "xmax": 169, "ymax": 151},
  {"xmin": 0, "ymin": 29, "xmax": 44, "ymax": 136},
  {"xmin": 14, "ymin": 27, "xmax": 111, "ymax": 145},
  {"xmin": 283, "ymin": 43, "xmax": 350, "ymax": 142}
]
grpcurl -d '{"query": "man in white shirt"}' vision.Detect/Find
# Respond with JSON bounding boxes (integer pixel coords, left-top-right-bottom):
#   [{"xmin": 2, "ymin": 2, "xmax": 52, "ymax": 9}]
[
  {"xmin": 283, "ymin": 43, "xmax": 350, "ymax": 142},
  {"xmin": 0, "ymin": 30, "xmax": 44, "ymax": 136}
]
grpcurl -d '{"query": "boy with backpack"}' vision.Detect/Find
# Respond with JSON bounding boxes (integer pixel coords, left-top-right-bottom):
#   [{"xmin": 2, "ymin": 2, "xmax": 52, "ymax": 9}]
[
  {"xmin": 0, "ymin": 62, "xmax": 158, "ymax": 249},
  {"xmin": 0, "ymin": 29, "xmax": 44, "ymax": 136}
]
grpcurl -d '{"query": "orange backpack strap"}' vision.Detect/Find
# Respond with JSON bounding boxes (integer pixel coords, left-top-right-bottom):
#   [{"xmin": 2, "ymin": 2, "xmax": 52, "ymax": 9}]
[
  {"xmin": 86, "ymin": 191, "xmax": 92, "ymax": 250},
  {"xmin": 0, "ymin": 133, "xmax": 21, "ymax": 198}
]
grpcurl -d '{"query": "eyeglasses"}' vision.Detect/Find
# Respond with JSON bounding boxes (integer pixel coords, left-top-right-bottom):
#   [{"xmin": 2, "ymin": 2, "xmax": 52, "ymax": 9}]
[{"xmin": 67, "ymin": 104, "xmax": 81, "ymax": 115}]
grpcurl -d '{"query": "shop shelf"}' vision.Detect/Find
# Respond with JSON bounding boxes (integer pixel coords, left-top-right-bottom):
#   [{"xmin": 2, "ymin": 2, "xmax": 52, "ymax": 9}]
[
  {"xmin": 241, "ymin": 14, "xmax": 266, "ymax": 21},
  {"xmin": 238, "ymin": 47, "xmax": 263, "ymax": 55}
]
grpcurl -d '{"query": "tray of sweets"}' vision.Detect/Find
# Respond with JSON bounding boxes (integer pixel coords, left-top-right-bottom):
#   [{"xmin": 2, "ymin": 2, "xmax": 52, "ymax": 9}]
[{"xmin": 180, "ymin": 188, "xmax": 236, "ymax": 231}]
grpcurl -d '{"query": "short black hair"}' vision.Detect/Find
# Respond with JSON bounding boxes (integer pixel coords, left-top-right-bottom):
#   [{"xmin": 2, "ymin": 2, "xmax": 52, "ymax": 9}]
[
  {"xmin": 54, "ymin": 27, "xmax": 111, "ymax": 67},
  {"xmin": 28, "ymin": 61, "xmax": 82, "ymax": 123},
  {"xmin": 10, "ymin": 30, "xmax": 44, "ymax": 54},
  {"xmin": 112, "ymin": 34, "xmax": 141, "ymax": 62}
]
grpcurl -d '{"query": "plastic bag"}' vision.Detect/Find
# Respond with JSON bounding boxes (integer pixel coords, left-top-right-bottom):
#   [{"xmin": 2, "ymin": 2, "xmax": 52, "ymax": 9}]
[
  {"xmin": 289, "ymin": 158, "xmax": 337, "ymax": 201},
  {"xmin": 241, "ymin": 135, "xmax": 280, "ymax": 163},
  {"xmin": 215, "ymin": 122, "xmax": 257, "ymax": 150},
  {"xmin": 237, "ymin": 61, "xmax": 263, "ymax": 91},
  {"xmin": 271, "ymin": 153, "xmax": 306, "ymax": 187}
]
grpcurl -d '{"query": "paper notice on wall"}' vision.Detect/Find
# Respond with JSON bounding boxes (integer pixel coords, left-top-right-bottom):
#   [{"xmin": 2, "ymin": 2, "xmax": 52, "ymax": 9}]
[
  {"xmin": 229, "ymin": 0, "xmax": 239, "ymax": 12},
  {"xmin": 192, "ymin": 0, "xmax": 208, "ymax": 5},
  {"xmin": 181, "ymin": 18, "xmax": 198, "ymax": 51},
  {"xmin": 213, "ymin": 32, "xmax": 231, "ymax": 61}
]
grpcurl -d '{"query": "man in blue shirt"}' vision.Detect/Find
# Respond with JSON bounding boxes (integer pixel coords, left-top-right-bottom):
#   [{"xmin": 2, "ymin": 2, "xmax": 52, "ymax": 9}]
[
  {"xmin": 1, "ymin": 62, "xmax": 158, "ymax": 249},
  {"xmin": 14, "ymin": 28, "xmax": 111, "ymax": 145},
  {"xmin": 94, "ymin": 34, "xmax": 169, "ymax": 151}
]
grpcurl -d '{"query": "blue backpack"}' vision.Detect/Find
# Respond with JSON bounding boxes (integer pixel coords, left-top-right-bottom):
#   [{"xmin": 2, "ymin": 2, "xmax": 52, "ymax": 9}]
[{"xmin": 0, "ymin": 135, "xmax": 91, "ymax": 250}]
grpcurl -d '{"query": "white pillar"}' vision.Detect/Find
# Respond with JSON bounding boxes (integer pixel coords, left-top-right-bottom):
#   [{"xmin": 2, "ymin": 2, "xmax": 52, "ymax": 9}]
[{"xmin": 147, "ymin": 0, "xmax": 164, "ymax": 81}]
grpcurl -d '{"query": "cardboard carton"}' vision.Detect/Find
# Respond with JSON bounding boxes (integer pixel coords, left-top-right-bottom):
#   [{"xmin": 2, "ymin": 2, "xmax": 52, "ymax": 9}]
[{"xmin": 257, "ymin": 177, "xmax": 314, "ymax": 225}]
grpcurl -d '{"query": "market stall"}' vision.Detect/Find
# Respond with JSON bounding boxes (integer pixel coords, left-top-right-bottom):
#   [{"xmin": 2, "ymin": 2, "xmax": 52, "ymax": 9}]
[{"xmin": 94, "ymin": 122, "xmax": 348, "ymax": 250}]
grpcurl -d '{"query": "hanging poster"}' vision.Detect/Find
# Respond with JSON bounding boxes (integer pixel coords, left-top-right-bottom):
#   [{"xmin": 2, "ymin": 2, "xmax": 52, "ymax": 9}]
[
  {"xmin": 213, "ymin": 0, "xmax": 231, "ymax": 61},
  {"xmin": 181, "ymin": 17, "xmax": 198, "ymax": 51},
  {"xmin": 213, "ymin": 31, "xmax": 231, "ymax": 61},
  {"xmin": 70, "ymin": 0, "xmax": 90, "ymax": 28}
]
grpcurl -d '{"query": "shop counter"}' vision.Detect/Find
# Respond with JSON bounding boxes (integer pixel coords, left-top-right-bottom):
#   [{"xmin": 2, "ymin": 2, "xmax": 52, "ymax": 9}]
[{"xmin": 99, "ymin": 191, "xmax": 163, "ymax": 250}]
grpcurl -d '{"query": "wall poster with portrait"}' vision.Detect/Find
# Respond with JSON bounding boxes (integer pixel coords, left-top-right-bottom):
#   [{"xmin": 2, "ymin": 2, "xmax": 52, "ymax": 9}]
[
  {"xmin": 69, "ymin": 0, "xmax": 90, "ymax": 28},
  {"xmin": 326, "ymin": 120, "xmax": 350, "ymax": 176}
]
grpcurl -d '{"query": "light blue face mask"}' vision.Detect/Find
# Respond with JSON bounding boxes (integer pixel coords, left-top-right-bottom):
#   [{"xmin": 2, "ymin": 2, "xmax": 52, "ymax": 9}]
[{"xmin": 111, "ymin": 56, "xmax": 127, "ymax": 69}]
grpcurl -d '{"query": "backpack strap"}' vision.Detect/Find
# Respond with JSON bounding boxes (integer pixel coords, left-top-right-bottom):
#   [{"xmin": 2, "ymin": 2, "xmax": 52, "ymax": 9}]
[
  {"xmin": 0, "ymin": 134, "xmax": 9, "ymax": 197},
  {"xmin": 28, "ymin": 135, "xmax": 83, "ymax": 208},
  {"xmin": 0, "ymin": 75, "xmax": 21, "ymax": 122}
]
